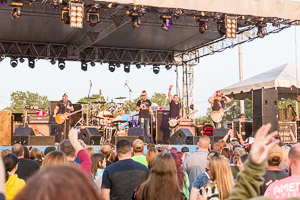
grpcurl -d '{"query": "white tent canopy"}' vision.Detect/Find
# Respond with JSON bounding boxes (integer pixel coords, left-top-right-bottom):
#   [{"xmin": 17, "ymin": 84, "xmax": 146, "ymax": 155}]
[
  {"xmin": 220, "ymin": 63, "xmax": 300, "ymax": 100},
  {"xmin": 101, "ymin": 0, "xmax": 300, "ymax": 20}
]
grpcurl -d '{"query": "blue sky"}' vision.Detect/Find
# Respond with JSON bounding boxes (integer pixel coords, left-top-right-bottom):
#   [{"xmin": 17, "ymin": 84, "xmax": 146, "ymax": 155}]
[{"xmin": 0, "ymin": 26, "xmax": 299, "ymax": 116}]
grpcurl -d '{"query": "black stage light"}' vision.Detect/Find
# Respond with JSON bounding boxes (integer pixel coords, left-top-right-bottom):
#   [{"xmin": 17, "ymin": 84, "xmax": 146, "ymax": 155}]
[
  {"xmin": 90, "ymin": 61, "xmax": 95, "ymax": 67},
  {"xmin": 136, "ymin": 64, "xmax": 141, "ymax": 69},
  {"xmin": 11, "ymin": 1, "xmax": 23, "ymax": 19},
  {"xmin": 81, "ymin": 61, "xmax": 87, "ymax": 71},
  {"xmin": 28, "ymin": 58, "xmax": 35, "ymax": 69},
  {"xmin": 108, "ymin": 62, "xmax": 115, "ymax": 72},
  {"xmin": 160, "ymin": 14, "xmax": 172, "ymax": 31},
  {"xmin": 10, "ymin": 58, "xmax": 18, "ymax": 68},
  {"xmin": 58, "ymin": 60, "xmax": 65, "ymax": 70},
  {"xmin": 153, "ymin": 65, "xmax": 160, "ymax": 74},
  {"xmin": 165, "ymin": 65, "xmax": 172, "ymax": 70},
  {"xmin": 198, "ymin": 17, "xmax": 209, "ymax": 34},
  {"xmin": 61, "ymin": 4, "xmax": 70, "ymax": 24},
  {"xmin": 116, "ymin": 63, "xmax": 121, "ymax": 68},
  {"xmin": 124, "ymin": 63, "xmax": 130, "ymax": 73},
  {"xmin": 87, "ymin": 5, "xmax": 100, "ymax": 26},
  {"xmin": 257, "ymin": 21, "xmax": 267, "ymax": 38},
  {"xmin": 19, "ymin": 57, "xmax": 25, "ymax": 63},
  {"xmin": 50, "ymin": 59, "xmax": 56, "ymax": 65}
]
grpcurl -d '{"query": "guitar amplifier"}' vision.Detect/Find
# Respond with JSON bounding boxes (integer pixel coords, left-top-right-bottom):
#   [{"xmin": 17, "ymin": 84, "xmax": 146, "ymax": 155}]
[{"xmin": 28, "ymin": 115, "xmax": 50, "ymax": 124}]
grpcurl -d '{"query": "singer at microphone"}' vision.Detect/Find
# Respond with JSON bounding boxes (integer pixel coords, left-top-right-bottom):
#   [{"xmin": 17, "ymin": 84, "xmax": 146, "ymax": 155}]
[{"xmin": 136, "ymin": 90, "xmax": 153, "ymax": 144}]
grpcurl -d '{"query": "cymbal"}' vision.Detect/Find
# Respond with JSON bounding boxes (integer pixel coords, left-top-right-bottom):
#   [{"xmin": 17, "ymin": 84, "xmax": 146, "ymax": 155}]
[
  {"xmin": 77, "ymin": 102, "xmax": 89, "ymax": 104},
  {"xmin": 92, "ymin": 101, "xmax": 106, "ymax": 104},
  {"xmin": 115, "ymin": 97, "xmax": 126, "ymax": 99},
  {"xmin": 111, "ymin": 120, "xmax": 127, "ymax": 124}
]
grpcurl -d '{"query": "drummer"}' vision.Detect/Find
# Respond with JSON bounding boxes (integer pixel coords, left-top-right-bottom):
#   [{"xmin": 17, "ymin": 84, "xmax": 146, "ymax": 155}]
[{"xmin": 114, "ymin": 107, "xmax": 130, "ymax": 130}]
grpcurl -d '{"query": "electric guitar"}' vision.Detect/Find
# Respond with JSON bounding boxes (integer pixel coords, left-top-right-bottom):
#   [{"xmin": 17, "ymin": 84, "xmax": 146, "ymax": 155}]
[
  {"xmin": 210, "ymin": 102, "xmax": 237, "ymax": 123},
  {"xmin": 55, "ymin": 108, "xmax": 84, "ymax": 124},
  {"xmin": 168, "ymin": 110, "xmax": 198, "ymax": 128}
]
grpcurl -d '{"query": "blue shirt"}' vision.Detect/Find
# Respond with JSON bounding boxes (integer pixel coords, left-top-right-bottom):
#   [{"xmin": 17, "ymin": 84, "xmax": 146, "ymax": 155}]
[{"xmin": 115, "ymin": 114, "xmax": 130, "ymax": 129}]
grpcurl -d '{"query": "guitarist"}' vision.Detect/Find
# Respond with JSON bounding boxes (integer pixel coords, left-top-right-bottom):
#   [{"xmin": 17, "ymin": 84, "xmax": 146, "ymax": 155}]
[
  {"xmin": 168, "ymin": 85, "xmax": 182, "ymax": 136},
  {"xmin": 53, "ymin": 93, "xmax": 74, "ymax": 142},
  {"xmin": 208, "ymin": 91, "xmax": 231, "ymax": 129}
]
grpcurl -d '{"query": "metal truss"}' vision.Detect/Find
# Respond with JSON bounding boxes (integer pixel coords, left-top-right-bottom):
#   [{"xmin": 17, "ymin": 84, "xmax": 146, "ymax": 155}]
[
  {"xmin": 0, "ymin": 40, "xmax": 176, "ymax": 64},
  {"xmin": 177, "ymin": 21, "xmax": 296, "ymax": 64}
]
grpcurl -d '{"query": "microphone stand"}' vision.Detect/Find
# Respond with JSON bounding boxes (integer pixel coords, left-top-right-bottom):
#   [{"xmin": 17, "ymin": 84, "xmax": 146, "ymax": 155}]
[
  {"xmin": 125, "ymin": 81, "xmax": 133, "ymax": 119},
  {"xmin": 86, "ymin": 80, "xmax": 92, "ymax": 125}
]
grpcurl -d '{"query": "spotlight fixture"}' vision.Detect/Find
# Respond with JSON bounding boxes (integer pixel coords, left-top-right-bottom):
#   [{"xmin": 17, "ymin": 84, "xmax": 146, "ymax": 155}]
[
  {"xmin": 61, "ymin": 4, "xmax": 70, "ymax": 24},
  {"xmin": 126, "ymin": 10, "xmax": 144, "ymax": 28},
  {"xmin": 50, "ymin": 59, "xmax": 56, "ymax": 65},
  {"xmin": 272, "ymin": 19, "xmax": 280, "ymax": 27},
  {"xmin": 173, "ymin": 8, "xmax": 182, "ymax": 19},
  {"xmin": 165, "ymin": 65, "xmax": 172, "ymax": 70},
  {"xmin": 215, "ymin": 17, "xmax": 226, "ymax": 36},
  {"xmin": 197, "ymin": 17, "xmax": 209, "ymax": 34},
  {"xmin": 225, "ymin": 15, "xmax": 237, "ymax": 38},
  {"xmin": 90, "ymin": 61, "xmax": 95, "ymax": 67},
  {"xmin": 87, "ymin": 5, "xmax": 100, "ymax": 26},
  {"xmin": 19, "ymin": 57, "xmax": 25, "ymax": 63},
  {"xmin": 50, "ymin": 0, "xmax": 61, "ymax": 9},
  {"xmin": 28, "ymin": 58, "xmax": 35, "ymax": 69},
  {"xmin": 11, "ymin": 1, "xmax": 23, "ymax": 19},
  {"xmin": 69, "ymin": 1, "xmax": 84, "ymax": 28},
  {"xmin": 10, "ymin": 58, "xmax": 18, "ymax": 68},
  {"xmin": 160, "ymin": 14, "xmax": 172, "ymax": 31},
  {"xmin": 136, "ymin": 64, "xmax": 141, "ymax": 69},
  {"xmin": 58, "ymin": 60, "xmax": 65, "ymax": 70},
  {"xmin": 124, "ymin": 63, "xmax": 130, "ymax": 73},
  {"xmin": 81, "ymin": 61, "xmax": 87, "ymax": 71},
  {"xmin": 257, "ymin": 20, "xmax": 267, "ymax": 38},
  {"xmin": 0, "ymin": 0, "xmax": 7, "ymax": 5},
  {"xmin": 108, "ymin": 62, "xmax": 115, "ymax": 72},
  {"xmin": 116, "ymin": 63, "xmax": 121, "ymax": 68},
  {"xmin": 0, "ymin": 57, "xmax": 4, "ymax": 62},
  {"xmin": 153, "ymin": 65, "xmax": 160, "ymax": 74}
]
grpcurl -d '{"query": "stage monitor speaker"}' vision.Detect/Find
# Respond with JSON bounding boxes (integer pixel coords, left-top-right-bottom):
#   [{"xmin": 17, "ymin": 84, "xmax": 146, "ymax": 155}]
[
  {"xmin": 176, "ymin": 125, "xmax": 196, "ymax": 136},
  {"xmin": 115, "ymin": 136, "xmax": 144, "ymax": 145},
  {"xmin": 78, "ymin": 128, "xmax": 101, "ymax": 145},
  {"xmin": 252, "ymin": 88, "xmax": 278, "ymax": 134},
  {"xmin": 156, "ymin": 110, "xmax": 170, "ymax": 144},
  {"xmin": 168, "ymin": 128, "xmax": 193, "ymax": 145},
  {"xmin": 12, "ymin": 127, "xmax": 35, "ymax": 145},
  {"xmin": 128, "ymin": 127, "xmax": 144, "ymax": 136},
  {"xmin": 28, "ymin": 136, "xmax": 55, "ymax": 145},
  {"xmin": 213, "ymin": 128, "xmax": 228, "ymax": 137}
]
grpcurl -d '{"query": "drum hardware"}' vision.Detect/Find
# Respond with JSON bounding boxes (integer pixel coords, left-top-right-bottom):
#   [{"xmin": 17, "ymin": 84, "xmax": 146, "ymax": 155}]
[
  {"xmin": 115, "ymin": 97, "xmax": 127, "ymax": 99},
  {"xmin": 92, "ymin": 101, "xmax": 106, "ymax": 104}
]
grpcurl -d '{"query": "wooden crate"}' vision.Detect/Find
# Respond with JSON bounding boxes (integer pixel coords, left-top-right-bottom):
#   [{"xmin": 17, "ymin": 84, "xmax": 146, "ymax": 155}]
[{"xmin": 0, "ymin": 111, "xmax": 12, "ymax": 145}]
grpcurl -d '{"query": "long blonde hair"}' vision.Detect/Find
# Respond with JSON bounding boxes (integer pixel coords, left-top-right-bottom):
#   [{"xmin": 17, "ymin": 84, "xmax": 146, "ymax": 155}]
[{"xmin": 207, "ymin": 155, "xmax": 234, "ymax": 200}]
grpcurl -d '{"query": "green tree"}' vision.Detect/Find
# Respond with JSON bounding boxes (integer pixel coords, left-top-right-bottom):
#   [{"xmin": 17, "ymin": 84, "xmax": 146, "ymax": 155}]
[
  {"xmin": 5, "ymin": 91, "xmax": 48, "ymax": 113},
  {"xmin": 149, "ymin": 92, "xmax": 168, "ymax": 107}
]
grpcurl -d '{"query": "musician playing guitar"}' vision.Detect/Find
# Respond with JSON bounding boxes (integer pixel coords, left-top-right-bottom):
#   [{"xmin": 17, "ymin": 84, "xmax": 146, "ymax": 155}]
[
  {"xmin": 168, "ymin": 85, "xmax": 182, "ymax": 136},
  {"xmin": 208, "ymin": 91, "xmax": 231, "ymax": 129},
  {"xmin": 53, "ymin": 93, "xmax": 74, "ymax": 142}
]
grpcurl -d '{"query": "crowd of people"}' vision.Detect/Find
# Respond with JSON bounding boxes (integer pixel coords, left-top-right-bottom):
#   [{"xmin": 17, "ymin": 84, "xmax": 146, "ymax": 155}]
[{"xmin": 0, "ymin": 124, "xmax": 299, "ymax": 200}]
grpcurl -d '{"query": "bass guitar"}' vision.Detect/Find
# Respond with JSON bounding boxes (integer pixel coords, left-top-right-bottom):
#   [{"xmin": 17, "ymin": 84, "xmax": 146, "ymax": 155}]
[
  {"xmin": 55, "ymin": 108, "xmax": 84, "ymax": 124},
  {"xmin": 168, "ymin": 110, "xmax": 198, "ymax": 128},
  {"xmin": 210, "ymin": 102, "xmax": 237, "ymax": 123}
]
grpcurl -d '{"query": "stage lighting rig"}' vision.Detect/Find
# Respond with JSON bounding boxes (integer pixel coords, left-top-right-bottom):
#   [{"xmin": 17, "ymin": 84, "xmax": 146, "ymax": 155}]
[
  {"xmin": 90, "ymin": 61, "xmax": 95, "ymax": 67},
  {"xmin": 197, "ymin": 17, "xmax": 209, "ymax": 34},
  {"xmin": 136, "ymin": 64, "xmax": 141, "ymax": 69},
  {"xmin": 0, "ymin": 57, "xmax": 4, "ymax": 62},
  {"xmin": 225, "ymin": 15, "xmax": 237, "ymax": 38},
  {"xmin": 116, "ymin": 63, "xmax": 121, "ymax": 68},
  {"xmin": 108, "ymin": 62, "xmax": 115, "ymax": 72},
  {"xmin": 51, "ymin": 0, "xmax": 61, "ymax": 9},
  {"xmin": 126, "ymin": 8, "xmax": 145, "ymax": 28},
  {"xmin": 124, "ymin": 63, "xmax": 130, "ymax": 73},
  {"xmin": 28, "ymin": 58, "xmax": 35, "ymax": 69},
  {"xmin": 19, "ymin": 57, "xmax": 24, "ymax": 63},
  {"xmin": 87, "ymin": 4, "xmax": 100, "ymax": 26},
  {"xmin": 0, "ymin": 0, "xmax": 7, "ymax": 5},
  {"xmin": 81, "ymin": 61, "xmax": 87, "ymax": 71},
  {"xmin": 50, "ymin": 59, "xmax": 56, "ymax": 65},
  {"xmin": 256, "ymin": 20, "xmax": 267, "ymax": 38},
  {"xmin": 214, "ymin": 17, "xmax": 226, "ymax": 36},
  {"xmin": 153, "ymin": 65, "xmax": 160, "ymax": 74},
  {"xmin": 165, "ymin": 65, "xmax": 172, "ymax": 70},
  {"xmin": 58, "ymin": 60, "xmax": 65, "ymax": 70},
  {"xmin": 10, "ymin": 58, "xmax": 18, "ymax": 68},
  {"xmin": 160, "ymin": 14, "xmax": 172, "ymax": 31},
  {"xmin": 69, "ymin": 1, "xmax": 84, "ymax": 28},
  {"xmin": 61, "ymin": 4, "xmax": 70, "ymax": 24},
  {"xmin": 173, "ymin": 8, "xmax": 182, "ymax": 19}
]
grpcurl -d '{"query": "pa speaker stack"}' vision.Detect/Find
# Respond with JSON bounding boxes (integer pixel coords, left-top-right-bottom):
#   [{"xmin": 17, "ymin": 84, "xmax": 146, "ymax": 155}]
[
  {"xmin": 168, "ymin": 128, "xmax": 193, "ymax": 145},
  {"xmin": 78, "ymin": 128, "xmax": 101, "ymax": 145}
]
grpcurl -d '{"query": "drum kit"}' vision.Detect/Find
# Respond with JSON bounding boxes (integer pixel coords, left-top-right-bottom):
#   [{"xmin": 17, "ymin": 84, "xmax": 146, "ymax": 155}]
[{"xmin": 75, "ymin": 96, "xmax": 131, "ymax": 145}]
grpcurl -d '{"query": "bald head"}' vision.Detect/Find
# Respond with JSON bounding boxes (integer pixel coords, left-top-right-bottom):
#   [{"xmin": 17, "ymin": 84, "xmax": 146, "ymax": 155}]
[
  {"xmin": 198, "ymin": 136, "xmax": 211, "ymax": 149},
  {"xmin": 289, "ymin": 143, "xmax": 300, "ymax": 165},
  {"xmin": 12, "ymin": 143, "xmax": 24, "ymax": 157}
]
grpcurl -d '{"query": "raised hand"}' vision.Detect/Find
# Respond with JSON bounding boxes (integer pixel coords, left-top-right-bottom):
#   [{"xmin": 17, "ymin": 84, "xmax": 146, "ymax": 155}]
[{"xmin": 250, "ymin": 123, "xmax": 279, "ymax": 164}]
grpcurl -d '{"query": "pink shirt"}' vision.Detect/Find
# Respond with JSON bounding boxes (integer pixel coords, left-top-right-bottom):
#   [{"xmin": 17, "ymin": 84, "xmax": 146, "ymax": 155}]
[{"xmin": 264, "ymin": 175, "xmax": 300, "ymax": 199}]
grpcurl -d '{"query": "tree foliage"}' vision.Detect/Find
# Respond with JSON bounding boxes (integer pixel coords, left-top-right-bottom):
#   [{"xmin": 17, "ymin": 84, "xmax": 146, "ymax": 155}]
[
  {"xmin": 5, "ymin": 91, "xmax": 48, "ymax": 113},
  {"xmin": 149, "ymin": 92, "xmax": 168, "ymax": 107}
]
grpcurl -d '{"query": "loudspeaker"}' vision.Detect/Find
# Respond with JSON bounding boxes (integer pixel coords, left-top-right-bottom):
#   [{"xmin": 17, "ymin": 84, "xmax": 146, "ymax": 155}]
[
  {"xmin": 168, "ymin": 128, "xmax": 193, "ymax": 145},
  {"xmin": 115, "ymin": 136, "xmax": 144, "ymax": 145},
  {"xmin": 49, "ymin": 124, "xmax": 60, "ymax": 136},
  {"xmin": 28, "ymin": 136, "xmax": 55, "ymax": 145},
  {"xmin": 233, "ymin": 120, "xmax": 253, "ymax": 140},
  {"xmin": 176, "ymin": 125, "xmax": 196, "ymax": 136},
  {"xmin": 252, "ymin": 88, "xmax": 278, "ymax": 133},
  {"xmin": 155, "ymin": 110, "xmax": 170, "ymax": 144},
  {"xmin": 213, "ymin": 128, "xmax": 228, "ymax": 137},
  {"xmin": 78, "ymin": 128, "xmax": 101, "ymax": 145},
  {"xmin": 128, "ymin": 127, "xmax": 144, "ymax": 136},
  {"xmin": 12, "ymin": 127, "xmax": 35, "ymax": 145}
]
